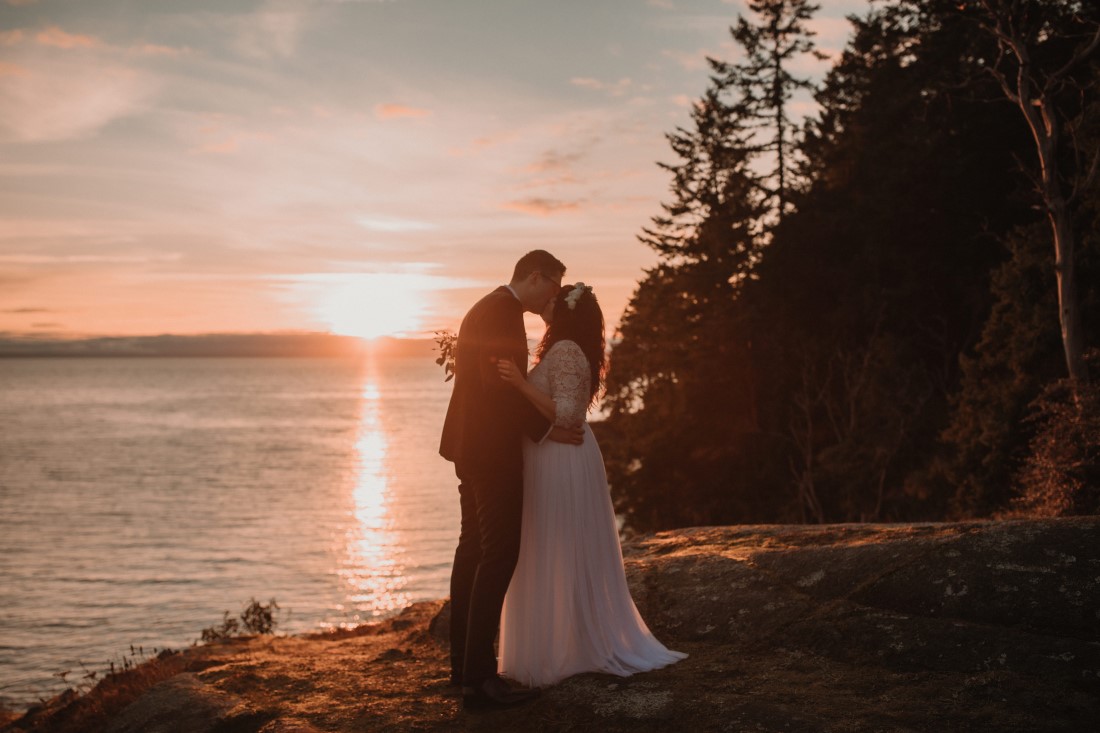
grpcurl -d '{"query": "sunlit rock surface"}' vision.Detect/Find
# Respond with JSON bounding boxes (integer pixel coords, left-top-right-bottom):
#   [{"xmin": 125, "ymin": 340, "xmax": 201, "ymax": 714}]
[
  {"xmin": 5, "ymin": 518, "xmax": 1097, "ymax": 732},
  {"xmin": 624, "ymin": 519, "xmax": 1099, "ymax": 676}
]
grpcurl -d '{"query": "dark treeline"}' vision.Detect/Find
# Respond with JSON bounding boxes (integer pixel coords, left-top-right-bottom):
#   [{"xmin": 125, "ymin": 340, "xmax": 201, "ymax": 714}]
[{"xmin": 601, "ymin": 0, "xmax": 1100, "ymax": 531}]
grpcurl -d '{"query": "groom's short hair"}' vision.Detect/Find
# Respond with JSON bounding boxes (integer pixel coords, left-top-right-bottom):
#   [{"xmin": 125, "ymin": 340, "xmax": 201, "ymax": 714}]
[{"xmin": 513, "ymin": 250, "xmax": 565, "ymax": 281}]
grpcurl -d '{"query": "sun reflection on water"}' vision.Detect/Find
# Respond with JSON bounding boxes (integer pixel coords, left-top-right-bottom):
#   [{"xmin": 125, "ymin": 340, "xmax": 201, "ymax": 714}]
[{"xmin": 332, "ymin": 364, "xmax": 410, "ymax": 627}]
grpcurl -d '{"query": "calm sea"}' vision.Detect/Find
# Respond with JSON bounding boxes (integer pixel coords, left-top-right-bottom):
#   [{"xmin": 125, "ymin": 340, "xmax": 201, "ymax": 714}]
[{"xmin": 0, "ymin": 355, "xmax": 461, "ymax": 710}]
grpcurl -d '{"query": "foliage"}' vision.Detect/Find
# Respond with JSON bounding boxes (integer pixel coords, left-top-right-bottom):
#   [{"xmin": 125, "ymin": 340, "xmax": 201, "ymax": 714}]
[
  {"xmin": 712, "ymin": 0, "xmax": 826, "ymax": 222},
  {"xmin": 936, "ymin": 222, "xmax": 1065, "ymax": 517},
  {"xmin": 19, "ymin": 649, "xmax": 185, "ymax": 733},
  {"xmin": 200, "ymin": 597, "xmax": 280, "ymax": 643},
  {"xmin": 434, "ymin": 330, "xmax": 457, "ymax": 382},
  {"xmin": 605, "ymin": 0, "xmax": 1100, "ymax": 531},
  {"xmin": 1011, "ymin": 351, "xmax": 1100, "ymax": 516},
  {"xmin": 954, "ymin": 0, "xmax": 1100, "ymax": 386}
]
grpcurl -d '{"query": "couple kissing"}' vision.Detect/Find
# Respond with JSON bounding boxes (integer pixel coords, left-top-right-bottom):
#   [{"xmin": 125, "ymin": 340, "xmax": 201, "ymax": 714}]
[{"xmin": 440, "ymin": 249, "xmax": 685, "ymax": 712}]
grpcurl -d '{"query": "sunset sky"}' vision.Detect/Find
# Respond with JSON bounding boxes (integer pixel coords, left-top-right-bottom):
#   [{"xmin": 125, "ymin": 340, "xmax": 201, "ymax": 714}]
[{"xmin": 0, "ymin": 0, "xmax": 865, "ymax": 340}]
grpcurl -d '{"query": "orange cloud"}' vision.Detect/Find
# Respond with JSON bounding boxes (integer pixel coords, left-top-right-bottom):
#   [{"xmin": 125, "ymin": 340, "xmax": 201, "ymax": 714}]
[
  {"xmin": 570, "ymin": 76, "xmax": 632, "ymax": 97},
  {"xmin": 131, "ymin": 43, "xmax": 188, "ymax": 57},
  {"xmin": 525, "ymin": 149, "xmax": 583, "ymax": 174},
  {"xmin": 374, "ymin": 103, "xmax": 432, "ymax": 120},
  {"xmin": 447, "ymin": 130, "xmax": 518, "ymax": 157},
  {"xmin": 0, "ymin": 61, "xmax": 156, "ymax": 142},
  {"xmin": 0, "ymin": 29, "xmax": 25, "ymax": 45},
  {"xmin": 502, "ymin": 198, "xmax": 581, "ymax": 216},
  {"xmin": 570, "ymin": 77, "xmax": 603, "ymax": 91},
  {"xmin": 35, "ymin": 26, "xmax": 101, "ymax": 49},
  {"xmin": 0, "ymin": 61, "xmax": 28, "ymax": 76},
  {"xmin": 661, "ymin": 48, "xmax": 708, "ymax": 71},
  {"xmin": 195, "ymin": 138, "xmax": 240, "ymax": 155}
]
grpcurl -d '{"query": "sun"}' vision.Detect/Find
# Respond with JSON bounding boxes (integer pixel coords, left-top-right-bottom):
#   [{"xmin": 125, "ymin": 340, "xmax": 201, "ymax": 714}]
[{"xmin": 305, "ymin": 273, "xmax": 431, "ymax": 341}]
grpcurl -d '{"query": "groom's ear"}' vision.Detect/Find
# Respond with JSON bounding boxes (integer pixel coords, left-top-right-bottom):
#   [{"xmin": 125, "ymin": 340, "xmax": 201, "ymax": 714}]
[{"xmin": 518, "ymin": 270, "xmax": 539, "ymax": 292}]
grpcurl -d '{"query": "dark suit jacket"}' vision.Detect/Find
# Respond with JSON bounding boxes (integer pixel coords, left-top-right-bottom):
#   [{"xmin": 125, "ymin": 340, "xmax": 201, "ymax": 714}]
[{"xmin": 439, "ymin": 287, "xmax": 551, "ymax": 479}]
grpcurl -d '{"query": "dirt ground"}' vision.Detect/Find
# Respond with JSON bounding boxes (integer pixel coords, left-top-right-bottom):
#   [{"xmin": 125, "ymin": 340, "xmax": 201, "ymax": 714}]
[{"xmin": 5, "ymin": 518, "xmax": 1098, "ymax": 733}]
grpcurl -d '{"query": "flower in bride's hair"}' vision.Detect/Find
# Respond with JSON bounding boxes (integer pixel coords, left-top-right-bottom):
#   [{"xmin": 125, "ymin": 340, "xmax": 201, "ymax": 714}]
[{"xmin": 564, "ymin": 282, "xmax": 593, "ymax": 310}]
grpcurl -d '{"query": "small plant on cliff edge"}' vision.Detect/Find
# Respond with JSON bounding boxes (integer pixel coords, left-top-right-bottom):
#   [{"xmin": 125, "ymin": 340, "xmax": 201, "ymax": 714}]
[
  {"xmin": 200, "ymin": 597, "xmax": 279, "ymax": 643},
  {"xmin": 1011, "ymin": 351, "xmax": 1100, "ymax": 517},
  {"xmin": 240, "ymin": 597, "xmax": 279, "ymax": 634}
]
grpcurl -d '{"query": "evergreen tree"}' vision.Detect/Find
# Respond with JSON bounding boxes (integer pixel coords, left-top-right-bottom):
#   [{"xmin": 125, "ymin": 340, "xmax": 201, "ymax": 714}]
[
  {"xmin": 735, "ymin": 1, "xmax": 1029, "ymax": 522},
  {"xmin": 602, "ymin": 0, "xmax": 1100, "ymax": 530},
  {"xmin": 712, "ymin": 0, "xmax": 825, "ymax": 224},
  {"xmin": 603, "ymin": 89, "xmax": 775, "ymax": 530}
]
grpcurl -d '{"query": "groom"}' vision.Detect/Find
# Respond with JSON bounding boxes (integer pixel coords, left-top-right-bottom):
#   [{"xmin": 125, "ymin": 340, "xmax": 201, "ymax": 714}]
[{"xmin": 440, "ymin": 250, "xmax": 583, "ymax": 711}]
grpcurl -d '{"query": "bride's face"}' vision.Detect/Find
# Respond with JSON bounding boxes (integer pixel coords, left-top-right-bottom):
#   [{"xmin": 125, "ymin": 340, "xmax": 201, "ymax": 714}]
[{"xmin": 541, "ymin": 298, "xmax": 556, "ymax": 324}]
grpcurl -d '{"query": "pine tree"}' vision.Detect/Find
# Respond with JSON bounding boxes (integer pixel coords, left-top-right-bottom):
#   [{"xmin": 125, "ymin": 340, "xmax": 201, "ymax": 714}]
[
  {"xmin": 603, "ymin": 88, "xmax": 773, "ymax": 530},
  {"xmin": 711, "ymin": 0, "xmax": 826, "ymax": 225}
]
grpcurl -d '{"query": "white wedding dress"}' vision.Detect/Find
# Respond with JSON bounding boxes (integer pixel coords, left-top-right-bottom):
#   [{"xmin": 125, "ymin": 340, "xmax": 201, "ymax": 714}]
[{"xmin": 498, "ymin": 339, "xmax": 686, "ymax": 688}]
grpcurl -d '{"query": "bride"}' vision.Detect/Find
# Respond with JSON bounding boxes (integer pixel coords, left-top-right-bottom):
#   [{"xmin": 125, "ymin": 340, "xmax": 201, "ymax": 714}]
[{"xmin": 495, "ymin": 282, "xmax": 686, "ymax": 688}]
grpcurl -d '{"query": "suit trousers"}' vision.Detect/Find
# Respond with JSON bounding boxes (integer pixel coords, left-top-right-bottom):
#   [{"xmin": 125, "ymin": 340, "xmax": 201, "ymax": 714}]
[{"xmin": 448, "ymin": 467, "xmax": 524, "ymax": 686}]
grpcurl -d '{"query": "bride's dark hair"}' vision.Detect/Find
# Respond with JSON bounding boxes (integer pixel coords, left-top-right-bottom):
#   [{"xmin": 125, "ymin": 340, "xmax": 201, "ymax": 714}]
[{"xmin": 535, "ymin": 284, "xmax": 607, "ymax": 408}]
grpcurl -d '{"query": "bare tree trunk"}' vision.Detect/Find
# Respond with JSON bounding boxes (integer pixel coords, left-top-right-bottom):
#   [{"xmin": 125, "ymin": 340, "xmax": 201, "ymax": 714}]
[
  {"xmin": 1026, "ymin": 86, "xmax": 1088, "ymax": 385},
  {"xmin": 975, "ymin": 1, "xmax": 1100, "ymax": 390},
  {"xmin": 1049, "ymin": 192, "xmax": 1087, "ymax": 384},
  {"xmin": 774, "ymin": 51, "xmax": 786, "ymax": 222},
  {"xmin": 790, "ymin": 361, "xmax": 825, "ymax": 523}
]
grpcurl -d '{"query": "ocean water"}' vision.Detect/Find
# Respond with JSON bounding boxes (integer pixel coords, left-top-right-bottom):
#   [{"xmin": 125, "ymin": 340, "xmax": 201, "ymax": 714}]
[{"xmin": 0, "ymin": 355, "xmax": 461, "ymax": 710}]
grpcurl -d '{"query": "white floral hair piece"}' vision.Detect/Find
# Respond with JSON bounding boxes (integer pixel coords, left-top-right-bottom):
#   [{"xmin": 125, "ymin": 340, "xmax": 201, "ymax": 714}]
[{"xmin": 564, "ymin": 282, "xmax": 593, "ymax": 310}]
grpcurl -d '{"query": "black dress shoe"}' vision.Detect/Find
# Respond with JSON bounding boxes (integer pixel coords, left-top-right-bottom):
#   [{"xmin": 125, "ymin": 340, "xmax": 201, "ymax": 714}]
[{"xmin": 462, "ymin": 675, "xmax": 540, "ymax": 711}]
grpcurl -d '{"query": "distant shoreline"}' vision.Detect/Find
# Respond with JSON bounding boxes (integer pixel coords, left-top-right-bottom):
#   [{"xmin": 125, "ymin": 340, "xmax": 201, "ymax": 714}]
[{"xmin": 0, "ymin": 333, "xmax": 438, "ymax": 359}]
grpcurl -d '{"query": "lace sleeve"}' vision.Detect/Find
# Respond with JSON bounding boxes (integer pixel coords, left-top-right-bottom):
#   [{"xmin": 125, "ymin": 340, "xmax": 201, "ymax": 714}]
[{"xmin": 546, "ymin": 340, "xmax": 591, "ymax": 428}]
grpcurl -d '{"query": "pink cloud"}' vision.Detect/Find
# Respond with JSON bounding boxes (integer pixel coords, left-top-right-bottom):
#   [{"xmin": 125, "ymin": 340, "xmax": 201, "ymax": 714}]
[
  {"xmin": 0, "ymin": 61, "xmax": 28, "ymax": 77},
  {"xmin": 3, "ymin": 27, "xmax": 187, "ymax": 56},
  {"xmin": 35, "ymin": 26, "xmax": 102, "ymax": 49},
  {"xmin": 0, "ymin": 61, "xmax": 156, "ymax": 142},
  {"xmin": 661, "ymin": 48, "xmax": 708, "ymax": 71},
  {"xmin": 195, "ymin": 138, "xmax": 240, "ymax": 155},
  {"xmin": 447, "ymin": 130, "xmax": 519, "ymax": 157},
  {"xmin": 571, "ymin": 77, "xmax": 603, "ymax": 91},
  {"xmin": 570, "ymin": 76, "xmax": 632, "ymax": 96},
  {"xmin": 190, "ymin": 127, "xmax": 276, "ymax": 156},
  {"xmin": 501, "ymin": 198, "xmax": 581, "ymax": 216},
  {"xmin": 525, "ymin": 149, "xmax": 584, "ymax": 174},
  {"xmin": 130, "ymin": 43, "xmax": 189, "ymax": 58},
  {"xmin": 374, "ymin": 103, "xmax": 432, "ymax": 121}
]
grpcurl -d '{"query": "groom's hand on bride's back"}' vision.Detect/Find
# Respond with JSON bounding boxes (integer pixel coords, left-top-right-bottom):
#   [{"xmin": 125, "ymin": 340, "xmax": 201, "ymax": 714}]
[{"xmin": 547, "ymin": 425, "xmax": 585, "ymax": 445}]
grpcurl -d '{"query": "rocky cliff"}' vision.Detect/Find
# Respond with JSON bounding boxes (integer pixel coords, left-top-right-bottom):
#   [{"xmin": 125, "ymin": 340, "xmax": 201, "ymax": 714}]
[{"xmin": 5, "ymin": 518, "xmax": 1098, "ymax": 732}]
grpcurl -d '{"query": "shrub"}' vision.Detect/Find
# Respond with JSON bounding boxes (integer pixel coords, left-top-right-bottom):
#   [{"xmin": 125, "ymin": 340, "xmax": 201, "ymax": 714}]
[
  {"xmin": 200, "ymin": 597, "xmax": 279, "ymax": 643},
  {"xmin": 1012, "ymin": 352, "xmax": 1100, "ymax": 517}
]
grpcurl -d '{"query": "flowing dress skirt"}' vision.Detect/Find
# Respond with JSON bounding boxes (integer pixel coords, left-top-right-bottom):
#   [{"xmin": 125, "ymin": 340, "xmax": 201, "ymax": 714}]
[{"xmin": 498, "ymin": 423, "xmax": 686, "ymax": 687}]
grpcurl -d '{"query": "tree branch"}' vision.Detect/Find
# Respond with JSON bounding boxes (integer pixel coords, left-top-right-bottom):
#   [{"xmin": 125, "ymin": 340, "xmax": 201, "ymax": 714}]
[{"xmin": 1049, "ymin": 22, "xmax": 1100, "ymax": 84}]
